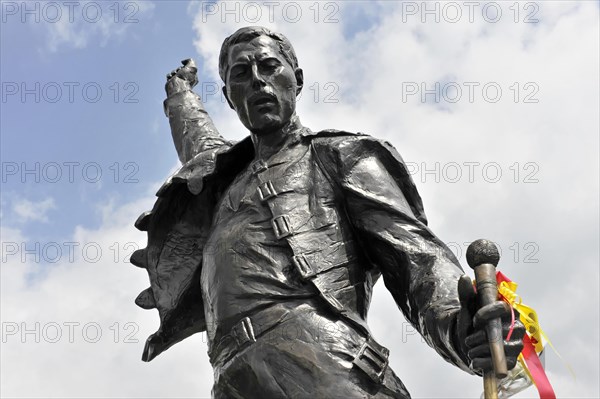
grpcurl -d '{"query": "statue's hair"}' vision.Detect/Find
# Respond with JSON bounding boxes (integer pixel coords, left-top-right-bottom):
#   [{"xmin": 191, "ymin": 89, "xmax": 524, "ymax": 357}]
[{"xmin": 218, "ymin": 26, "xmax": 299, "ymax": 83}]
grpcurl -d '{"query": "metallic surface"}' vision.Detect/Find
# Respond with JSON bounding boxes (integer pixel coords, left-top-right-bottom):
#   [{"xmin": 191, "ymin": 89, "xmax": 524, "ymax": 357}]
[{"xmin": 131, "ymin": 27, "xmax": 524, "ymax": 398}]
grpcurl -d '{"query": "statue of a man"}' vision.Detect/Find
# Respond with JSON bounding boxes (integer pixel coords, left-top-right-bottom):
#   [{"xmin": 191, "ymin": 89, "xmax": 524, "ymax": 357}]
[{"xmin": 132, "ymin": 26, "xmax": 524, "ymax": 398}]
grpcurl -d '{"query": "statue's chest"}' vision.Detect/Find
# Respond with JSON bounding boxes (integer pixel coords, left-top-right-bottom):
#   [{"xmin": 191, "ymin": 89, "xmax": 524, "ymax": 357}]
[{"xmin": 214, "ymin": 143, "xmax": 319, "ymax": 223}]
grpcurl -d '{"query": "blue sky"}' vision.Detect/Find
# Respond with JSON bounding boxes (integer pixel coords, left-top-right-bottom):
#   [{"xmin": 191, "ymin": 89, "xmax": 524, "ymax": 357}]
[
  {"xmin": 1, "ymin": 2, "xmax": 201, "ymax": 241},
  {"xmin": 1, "ymin": 1, "xmax": 599, "ymax": 398}
]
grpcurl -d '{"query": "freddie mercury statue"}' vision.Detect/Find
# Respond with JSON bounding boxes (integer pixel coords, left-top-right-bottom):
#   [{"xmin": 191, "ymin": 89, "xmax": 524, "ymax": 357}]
[{"xmin": 131, "ymin": 26, "xmax": 524, "ymax": 398}]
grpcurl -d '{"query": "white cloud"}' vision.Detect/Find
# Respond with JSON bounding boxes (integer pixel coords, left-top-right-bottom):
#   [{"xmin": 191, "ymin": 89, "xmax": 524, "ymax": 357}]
[
  {"xmin": 12, "ymin": 197, "xmax": 56, "ymax": 223},
  {"xmin": 35, "ymin": 1, "xmax": 156, "ymax": 52}
]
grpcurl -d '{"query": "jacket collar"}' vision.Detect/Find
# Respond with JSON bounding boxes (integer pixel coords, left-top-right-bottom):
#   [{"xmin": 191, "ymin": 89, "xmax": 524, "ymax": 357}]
[
  {"xmin": 225, "ymin": 115, "xmax": 314, "ymax": 159},
  {"xmin": 159, "ymin": 116, "xmax": 314, "ymax": 196}
]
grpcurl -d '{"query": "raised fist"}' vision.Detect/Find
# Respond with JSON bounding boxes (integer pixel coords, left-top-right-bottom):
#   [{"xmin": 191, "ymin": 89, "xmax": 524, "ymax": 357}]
[{"xmin": 165, "ymin": 59, "xmax": 198, "ymax": 94}]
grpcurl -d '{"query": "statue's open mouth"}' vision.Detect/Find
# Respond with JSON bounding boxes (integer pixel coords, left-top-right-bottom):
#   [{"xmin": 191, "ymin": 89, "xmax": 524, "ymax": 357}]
[{"xmin": 250, "ymin": 92, "xmax": 277, "ymax": 107}]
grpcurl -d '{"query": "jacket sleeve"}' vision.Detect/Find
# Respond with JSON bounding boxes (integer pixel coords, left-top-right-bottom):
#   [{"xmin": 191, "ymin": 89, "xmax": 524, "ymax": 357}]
[
  {"xmin": 164, "ymin": 77, "xmax": 229, "ymax": 163},
  {"xmin": 315, "ymin": 134, "xmax": 471, "ymax": 372}
]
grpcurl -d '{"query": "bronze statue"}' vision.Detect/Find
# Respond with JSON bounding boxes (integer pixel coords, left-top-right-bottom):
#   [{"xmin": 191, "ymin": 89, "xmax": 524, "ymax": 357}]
[{"xmin": 131, "ymin": 26, "xmax": 524, "ymax": 398}]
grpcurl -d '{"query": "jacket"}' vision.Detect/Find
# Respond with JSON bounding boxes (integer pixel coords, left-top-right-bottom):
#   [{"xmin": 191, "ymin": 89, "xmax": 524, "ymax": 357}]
[{"xmin": 130, "ymin": 89, "xmax": 469, "ymax": 373}]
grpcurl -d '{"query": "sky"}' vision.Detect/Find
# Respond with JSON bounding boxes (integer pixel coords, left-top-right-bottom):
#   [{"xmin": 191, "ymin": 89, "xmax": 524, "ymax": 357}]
[{"xmin": 1, "ymin": 1, "xmax": 599, "ymax": 398}]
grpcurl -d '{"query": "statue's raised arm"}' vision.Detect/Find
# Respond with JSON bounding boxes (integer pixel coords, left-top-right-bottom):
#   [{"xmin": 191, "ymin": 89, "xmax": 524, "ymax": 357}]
[{"xmin": 164, "ymin": 59, "xmax": 229, "ymax": 163}]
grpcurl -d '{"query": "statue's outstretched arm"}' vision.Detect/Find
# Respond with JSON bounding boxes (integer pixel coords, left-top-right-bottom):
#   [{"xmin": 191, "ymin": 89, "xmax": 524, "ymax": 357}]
[{"xmin": 164, "ymin": 59, "xmax": 229, "ymax": 163}]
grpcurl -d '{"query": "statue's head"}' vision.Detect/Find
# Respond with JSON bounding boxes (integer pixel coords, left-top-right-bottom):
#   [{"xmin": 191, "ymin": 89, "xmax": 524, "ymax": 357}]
[{"xmin": 219, "ymin": 26, "xmax": 304, "ymax": 135}]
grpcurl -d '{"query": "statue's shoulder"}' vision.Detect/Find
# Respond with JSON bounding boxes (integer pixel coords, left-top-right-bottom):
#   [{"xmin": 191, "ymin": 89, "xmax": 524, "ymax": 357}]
[
  {"xmin": 308, "ymin": 128, "xmax": 427, "ymax": 225},
  {"xmin": 309, "ymin": 128, "xmax": 395, "ymax": 147},
  {"xmin": 308, "ymin": 128, "xmax": 368, "ymax": 142},
  {"xmin": 308, "ymin": 129, "xmax": 402, "ymax": 166}
]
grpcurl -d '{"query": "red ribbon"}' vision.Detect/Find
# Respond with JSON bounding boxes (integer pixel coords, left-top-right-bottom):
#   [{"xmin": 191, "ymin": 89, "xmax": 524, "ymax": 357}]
[
  {"xmin": 496, "ymin": 271, "xmax": 556, "ymax": 399},
  {"xmin": 496, "ymin": 272, "xmax": 516, "ymax": 340},
  {"xmin": 522, "ymin": 335, "xmax": 556, "ymax": 399}
]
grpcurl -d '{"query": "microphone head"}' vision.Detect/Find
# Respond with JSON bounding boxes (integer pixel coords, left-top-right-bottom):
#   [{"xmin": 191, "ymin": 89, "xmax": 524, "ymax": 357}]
[{"xmin": 466, "ymin": 239, "xmax": 500, "ymax": 269}]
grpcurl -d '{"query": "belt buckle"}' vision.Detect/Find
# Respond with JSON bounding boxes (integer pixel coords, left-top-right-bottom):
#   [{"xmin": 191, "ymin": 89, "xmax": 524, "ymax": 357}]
[
  {"xmin": 257, "ymin": 181, "xmax": 277, "ymax": 201},
  {"xmin": 251, "ymin": 160, "xmax": 268, "ymax": 175},
  {"xmin": 231, "ymin": 317, "xmax": 257, "ymax": 349},
  {"xmin": 271, "ymin": 215, "xmax": 292, "ymax": 239},
  {"xmin": 292, "ymin": 254, "xmax": 313, "ymax": 279},
  {"xmin": 352, "ymin": 336, "xmax": 389, "ymax": 383}
]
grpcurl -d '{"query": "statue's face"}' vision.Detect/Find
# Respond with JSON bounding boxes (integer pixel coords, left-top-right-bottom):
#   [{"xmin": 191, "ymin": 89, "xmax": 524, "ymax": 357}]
[{"xmin": 224, "ymin": 35, "xmax": 302, "ymax": 135}]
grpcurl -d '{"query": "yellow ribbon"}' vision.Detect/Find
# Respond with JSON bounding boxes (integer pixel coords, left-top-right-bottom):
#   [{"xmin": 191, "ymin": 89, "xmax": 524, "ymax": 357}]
[{"xmin": 498, "ymin": 280, "xmax": 575, "ymax": 378}]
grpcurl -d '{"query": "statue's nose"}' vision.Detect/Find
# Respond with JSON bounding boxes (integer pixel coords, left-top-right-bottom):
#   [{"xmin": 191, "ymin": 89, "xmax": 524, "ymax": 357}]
[{"xmin": 250, "ymin": 64, "xmax": 266, "ymax": 89}]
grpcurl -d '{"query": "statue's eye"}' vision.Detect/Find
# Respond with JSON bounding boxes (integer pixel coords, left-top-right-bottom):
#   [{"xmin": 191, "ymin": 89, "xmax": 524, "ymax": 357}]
[
  {"xmin": 230, "ymin": 65, "xmax": 248, "ymax": 79},
  {"xmin": 260, "ymin": 59, "xmax": 281, "ymax": 73}
]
